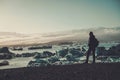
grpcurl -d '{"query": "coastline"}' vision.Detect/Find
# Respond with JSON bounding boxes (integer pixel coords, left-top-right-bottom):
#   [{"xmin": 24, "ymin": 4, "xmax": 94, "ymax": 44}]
[{"xmin": 0, "ymin": 63, "xmax": 120, "ymax": 80}]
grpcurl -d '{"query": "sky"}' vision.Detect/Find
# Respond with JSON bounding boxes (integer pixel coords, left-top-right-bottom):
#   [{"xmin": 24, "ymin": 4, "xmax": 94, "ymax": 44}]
[{"xmin": 0, "ymin": 0, "xmax": 120, "ymax": 34}]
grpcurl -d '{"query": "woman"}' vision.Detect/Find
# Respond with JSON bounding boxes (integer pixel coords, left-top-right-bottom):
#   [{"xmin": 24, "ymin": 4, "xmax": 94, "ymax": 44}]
[{"xmin": 85, "ymin": 32, "xmax": 98, "ymax": 63}]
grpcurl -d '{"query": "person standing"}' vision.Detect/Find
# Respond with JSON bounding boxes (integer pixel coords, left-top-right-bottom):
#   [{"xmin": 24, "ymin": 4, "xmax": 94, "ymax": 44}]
[{"xmin": 85, "ymin": 32, "xmax": 99, "ymax": 63}]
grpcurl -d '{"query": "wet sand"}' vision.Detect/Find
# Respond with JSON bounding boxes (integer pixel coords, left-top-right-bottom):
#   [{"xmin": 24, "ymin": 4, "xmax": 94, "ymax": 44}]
[{"xmin": 0, "ymin": 63, "xmax": 120, "ymax": 80}]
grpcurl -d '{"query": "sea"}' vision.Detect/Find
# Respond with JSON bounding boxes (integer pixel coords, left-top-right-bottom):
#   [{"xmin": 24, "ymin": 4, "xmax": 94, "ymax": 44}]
[{"xmin": 0, "ymin": 42, "xmax": 119, "ymax": 69}]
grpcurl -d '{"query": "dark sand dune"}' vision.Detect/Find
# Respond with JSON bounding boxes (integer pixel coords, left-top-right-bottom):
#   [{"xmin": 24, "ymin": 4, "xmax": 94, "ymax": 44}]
[{"xmin": 0, "ymin": 63, "xmax": 120, "ymax": 80}]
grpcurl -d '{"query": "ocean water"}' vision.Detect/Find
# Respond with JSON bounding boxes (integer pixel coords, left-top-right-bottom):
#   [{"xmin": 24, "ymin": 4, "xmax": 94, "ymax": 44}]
[
  {"xmin": 98, "ymin": 42, "xmax": 119, "ymax": 49},
  {"xmin": 9, "ymin": 45, "xmax": 61, "ymax": 54},
  {"xmin": 0, "ymin": 43, "xmax": 119, "ymax": 69},
  {"xmin": 0, "ymin": 57, "xmax": 33, "ymax": 69},
  {"xmin": 9, "ymin": 43, "xmax": 119, "ymax": 54}
]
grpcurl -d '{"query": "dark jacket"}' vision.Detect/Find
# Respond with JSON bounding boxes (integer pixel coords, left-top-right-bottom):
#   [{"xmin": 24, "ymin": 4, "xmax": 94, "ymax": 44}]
[{"xmin": 88, "ymin": 35, "xmax": 96, "ymax": 48}]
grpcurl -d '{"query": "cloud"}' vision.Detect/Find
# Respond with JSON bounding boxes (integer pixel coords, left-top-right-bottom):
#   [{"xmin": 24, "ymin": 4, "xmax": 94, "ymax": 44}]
[{"xmin": 0, "ymin": 27, "xmax": 120, "ymax": 46}]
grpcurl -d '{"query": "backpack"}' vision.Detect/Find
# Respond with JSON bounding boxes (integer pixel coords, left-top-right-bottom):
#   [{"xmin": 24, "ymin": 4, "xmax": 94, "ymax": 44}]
[{"xmin": 94, "ymin": 38, "xmax": 99, "ymax": 47}]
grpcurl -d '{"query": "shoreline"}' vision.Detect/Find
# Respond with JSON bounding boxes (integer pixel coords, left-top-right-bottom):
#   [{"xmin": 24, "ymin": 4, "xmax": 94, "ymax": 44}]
[{"xmin": 0, "ymin": 63, "xmax": 120, "ymax": 80}]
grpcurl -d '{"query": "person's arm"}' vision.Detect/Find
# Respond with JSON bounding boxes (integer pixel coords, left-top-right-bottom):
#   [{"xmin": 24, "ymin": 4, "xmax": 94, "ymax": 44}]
[{"xmin": 88, "ymin": 37, "xmax": 90, "ymax": 46}]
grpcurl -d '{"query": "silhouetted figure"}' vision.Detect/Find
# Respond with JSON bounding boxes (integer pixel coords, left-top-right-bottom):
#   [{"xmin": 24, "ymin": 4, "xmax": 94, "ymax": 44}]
[{"xmin": 85, "ymin": 32, "xmax": 99, "ymax": 63}]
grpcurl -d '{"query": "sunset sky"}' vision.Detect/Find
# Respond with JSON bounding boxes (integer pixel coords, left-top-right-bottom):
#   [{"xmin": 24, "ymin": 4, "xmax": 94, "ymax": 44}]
[{"xmin": 0, "ymin": 0, "xmax": 120, "ymax": 34}]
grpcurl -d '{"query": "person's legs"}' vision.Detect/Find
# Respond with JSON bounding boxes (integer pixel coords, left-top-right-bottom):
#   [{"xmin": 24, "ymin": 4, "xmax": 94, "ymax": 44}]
[
  {"xmin": 92, "ymin": 48, "xmax": 96, "ymax": 63},
  {"xmin": 85, "ymin": 48, "xmax": 91, "ymax": 63}
]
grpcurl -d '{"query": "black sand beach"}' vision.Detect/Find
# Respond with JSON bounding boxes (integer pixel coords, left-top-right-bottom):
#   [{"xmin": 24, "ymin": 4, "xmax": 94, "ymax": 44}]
[{"xmin": 0, "ymin": 63, "xmax": 120, "ymax": 80}]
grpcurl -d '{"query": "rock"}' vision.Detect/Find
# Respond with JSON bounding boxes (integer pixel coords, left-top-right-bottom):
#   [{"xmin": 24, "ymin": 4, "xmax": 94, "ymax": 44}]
[{"xmin": 0, "ymin": 60, "xmax": 9, "ymax": 66}]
